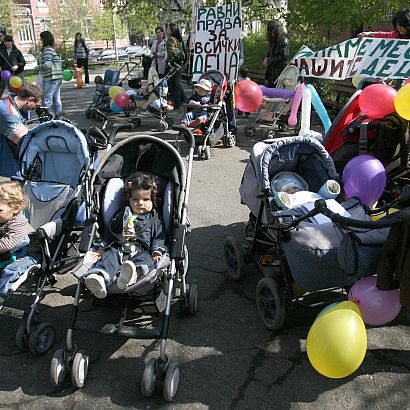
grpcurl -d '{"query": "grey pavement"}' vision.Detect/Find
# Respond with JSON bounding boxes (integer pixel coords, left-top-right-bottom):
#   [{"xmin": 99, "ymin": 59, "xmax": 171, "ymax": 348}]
[{"xmin": 1, "ymin": 76, "xmax": 410, "ymax": 410}]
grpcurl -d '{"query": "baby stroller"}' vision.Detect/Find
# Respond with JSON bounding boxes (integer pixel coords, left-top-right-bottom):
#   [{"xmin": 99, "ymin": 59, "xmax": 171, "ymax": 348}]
[
  {"xmin": 223, "ymin": 135, "xmax": 397, "ymax": 330},
  {"xmin": 85, "ymin": 62, "xmax": 141, "ymax": 118},
  {"xmin": 244, "ymin": 65, "xmax": 300, "ymax": 139},
  {"xmin": 323, "ymin": 90, "xmax": 410, "ymax": 199},
  {"xmin": 124, "ymin": 66, "xmax": 179, "ymax": 132},
  {"xmin": 0, "ymin": 120, "xmax": 95, "ymax": 354},
  {"xmin": 181, "ymin": 69, "xmax": 236, "ymax": 160},
  {"xmin": 49, "ymin": 126, "xmax": 197, "ymax": 402}
]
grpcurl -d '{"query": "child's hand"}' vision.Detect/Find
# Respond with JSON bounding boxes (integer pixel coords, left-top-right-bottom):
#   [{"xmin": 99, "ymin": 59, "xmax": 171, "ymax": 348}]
[
  {"xmin": 90, "ymin": 247, "xmax": 104, "ymax": 261},
  {"xmin": 152, "ymin": 252, "xmax": 162, "ymax": 263}
]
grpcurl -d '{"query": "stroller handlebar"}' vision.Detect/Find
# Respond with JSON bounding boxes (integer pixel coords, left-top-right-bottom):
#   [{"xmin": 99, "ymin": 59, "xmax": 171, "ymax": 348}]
[
  {"xmin": 93, "ymin": 109, "xmax": 109, "ymax": 122},
  {"xmin": 108, "ymin": 123, "xmax": 135, "ymax": 145},
  {"xmin": 280, "ymin": 199, "xmax": 402, "ymax": 230},
  {"xmin": 172, "ymin": 125, "xmax": 195, "ymax": 149}
]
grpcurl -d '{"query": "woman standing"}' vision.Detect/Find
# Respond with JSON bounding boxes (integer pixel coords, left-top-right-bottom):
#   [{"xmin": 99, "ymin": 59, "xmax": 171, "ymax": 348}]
[
  {"xmin": 151, "ymin": 26, "xmax": 167, "ymax": 78},
  {"xmin": 165, "ymin": 23, "xmax": 186, "ymax": 109},
  {"xmin": 0, "ymin": 35, "xmax": 26, "ymax": 97},
  {"xmin": 39, "ymin": 31, "xmax": 63, "ymax": 116},
  {"xmin": 263, "ymin": 20, "xmax": 290, "ymax": 87},
  {"xmin": 74, "ymin": 32, "xmax": 90, "ymax": 84}
]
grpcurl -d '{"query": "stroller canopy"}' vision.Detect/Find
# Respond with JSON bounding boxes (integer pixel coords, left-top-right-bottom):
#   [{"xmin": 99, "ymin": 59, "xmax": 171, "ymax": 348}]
[
  {"xmin": 19, "ymin": 120, "xmax": 90, "ymax": 187},
  {"xmin": 240, "ymin": 136, "xmax": 339, "ymax": 217}
]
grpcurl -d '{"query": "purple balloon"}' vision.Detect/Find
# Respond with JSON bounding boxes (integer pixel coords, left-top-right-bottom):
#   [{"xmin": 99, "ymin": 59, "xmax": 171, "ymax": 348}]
[
  {"xmin": 342, "ymin": 155, "xmax": 386, "ymax": 206},
  {"xmin": 1, "ymin": 70, "xmax": 12, "ymax": 81},
  {"xmin": 348, "ymin": 276, "xmax": 401, "ymax": 325},
  {"xmin": 260, "ymin": 85, "xmax": 295, "ymax": 100}
]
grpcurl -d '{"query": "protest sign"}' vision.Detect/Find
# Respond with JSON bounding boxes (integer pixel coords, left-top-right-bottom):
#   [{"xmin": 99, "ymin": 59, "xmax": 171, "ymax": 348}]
[
  {"xmin": 192, "ymin": 1, "xmax": 242, "ymax": 82},
  {"xmin": 292, "ymin": 38, "xmax": 410, "ymax": 80}
]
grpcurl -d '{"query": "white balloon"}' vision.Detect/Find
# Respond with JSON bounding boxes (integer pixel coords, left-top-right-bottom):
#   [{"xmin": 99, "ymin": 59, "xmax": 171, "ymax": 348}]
[{"xmin": 299, "ymin": 87, "xmax": 312, "ymax": 136}]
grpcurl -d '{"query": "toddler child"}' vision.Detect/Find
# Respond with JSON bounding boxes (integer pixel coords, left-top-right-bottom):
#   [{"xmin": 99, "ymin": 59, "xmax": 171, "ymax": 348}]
[
  {"xmin": 183, "ymin": 78, "xmax": 214, "ymax": 127},
  {"xmin": 85, "ymin": 173, "xmax": 168, "ymax": 298},
  {"xmin": 0, "ymin": 181, "xmax": 39, "ymax": 307}
]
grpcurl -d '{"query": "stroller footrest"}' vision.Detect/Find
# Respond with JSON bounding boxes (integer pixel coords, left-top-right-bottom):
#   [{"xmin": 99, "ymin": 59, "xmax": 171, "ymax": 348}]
[
  {"xmin": 74, "ymin": 320, "xmax": 118, "ymax": 335},
  {"xmin": 118, "ymin": 326, "xmax": 160, "ymax": 339}
]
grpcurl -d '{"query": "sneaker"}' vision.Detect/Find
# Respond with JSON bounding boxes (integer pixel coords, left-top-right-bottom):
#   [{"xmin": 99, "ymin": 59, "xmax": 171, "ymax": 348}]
[
  {"xmin": 117, "ymin": 260, "xmax": 138, "ymax": 290},
  {"xmin": 85, "ymin": 273, "xmax": 107, "ymax": 298}
]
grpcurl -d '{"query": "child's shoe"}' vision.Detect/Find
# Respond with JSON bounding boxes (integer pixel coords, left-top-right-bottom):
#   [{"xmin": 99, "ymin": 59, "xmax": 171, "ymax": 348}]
[
  {"xmin": 85, "ymin": 273, "xmax": 107, "ymax": 299},
  {"xmin": 117, "ymin": 260, "xmax": 138, "ymax": 290}
]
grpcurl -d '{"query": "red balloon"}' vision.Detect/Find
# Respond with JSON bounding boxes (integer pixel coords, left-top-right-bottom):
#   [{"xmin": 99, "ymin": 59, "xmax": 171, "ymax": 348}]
[
  {"xmin": 234, "ymin": 79, "xmax": 263, "ymax": 112},
  {"xmin": 114, "ymin": 92, "xmax": 130, "ymax": 108},
  {"xmin": 358, "ymin": 83, "xmax": 397, "ymax": 119}
]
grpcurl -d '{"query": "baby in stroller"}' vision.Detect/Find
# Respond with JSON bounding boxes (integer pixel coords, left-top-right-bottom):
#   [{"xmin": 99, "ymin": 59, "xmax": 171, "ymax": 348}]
[
  {"xmin": 85, "ymin": 173, "xmax": 168, "ymax": 298},
  {"xmin": 0, "ymin": 181, "xmax": 40, "ymax": 307}
]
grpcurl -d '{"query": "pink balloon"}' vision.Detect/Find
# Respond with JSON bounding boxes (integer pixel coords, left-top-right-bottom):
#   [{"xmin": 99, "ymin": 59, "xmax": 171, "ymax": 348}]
[
  {"xmin": 288, "ymin": 83, "xmax": 305, "ymax": 126},
  {"xmin": 404, "ymin": 77, "xmax": 410, "ymax": 86},
  {"xmin": 114, "ymin": 92, "xmax": 130, "ymax": 108},
  {"xmin": 348, "ymin": 276, "xmax": 401, "ymax": 325},
  {"xmin": 358, "ymin": 83, "xmax": 397, "ymax": 119},
  {"xmin": 234, "ymin": 79, "xmax": 263, "ymax": 112}
]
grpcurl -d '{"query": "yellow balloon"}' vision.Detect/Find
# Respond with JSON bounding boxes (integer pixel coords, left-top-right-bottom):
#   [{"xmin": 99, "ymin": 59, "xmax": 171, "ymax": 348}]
[
  {"xmin": 352, "ymin": 76, "xmax": 364, "ymax": 88},
  {"xmin": 9, "ymin": 76, "xmax": 23, "ymax": 89},
  {"xmin": 323, "ymin": 300, "xmax": 362, "ymax": 318},
  {"xmin": 307, "ymin": 309, "xmax": 367, "ymax": 378},
  {"xmin": 370, "ymin": 207, "xmax": 399, "ymax": 221},
  {"xmin": 394, "ymin": 84, "xmax": 410, "ymax": 120},
  {"xmin": 108, "ymin": 86, "xmax": 124, "ymax": 99}
]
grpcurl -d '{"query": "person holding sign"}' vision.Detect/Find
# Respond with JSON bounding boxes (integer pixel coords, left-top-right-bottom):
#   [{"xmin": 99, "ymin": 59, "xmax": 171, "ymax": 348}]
[
  {"xmin": 263, "ymin": 20, "xmax": 290, "ymax": 86},
  {"xmin": 165, "ymin": 23, "xmax": 186, "ymax": 110},
  {"xmin": 359, "ymin": 9, "xmax": 410, "ymax": 39}
]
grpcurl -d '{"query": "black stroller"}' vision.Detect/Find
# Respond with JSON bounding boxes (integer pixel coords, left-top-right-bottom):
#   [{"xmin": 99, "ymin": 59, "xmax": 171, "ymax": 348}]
[{"xmin": 49, "ymin": 126, "xmax": 197, "ymax": 402}]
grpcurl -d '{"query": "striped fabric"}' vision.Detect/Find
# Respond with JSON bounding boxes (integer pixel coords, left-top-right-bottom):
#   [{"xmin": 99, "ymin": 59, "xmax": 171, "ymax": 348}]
[
  {"xmin": 74, "ymin": 41, "xmax": 89, "ymax": 60},
  {"xmin": 39, "ymin": 47, "xmax": 63, "ymax": 82},
  {"xmin": 0, "ymin": 212, "xmax": 34, "ymax": 254}
]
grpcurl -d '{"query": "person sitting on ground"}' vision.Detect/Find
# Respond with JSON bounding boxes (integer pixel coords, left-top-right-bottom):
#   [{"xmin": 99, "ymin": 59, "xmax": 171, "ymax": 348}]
[
  {"xmin": 358, "ymin": 8, "xmax": 410, "ymax": 39},
  {"xmin": 0, "ymin": 84, "xmax": 43, "ymax": 178},
  {"xmin": 0, "ymin": 181, "xmax": 40, "ymax": 307},
  {"xmin": 183, "ymin": 78, "xmax": 214, "ymax": 127},
  {"xmin": 85, "ymin": 173, "xmax": 168, "ymax": 298},
  {"xmin": 271, "ymin": 171, "xmax": 341, "ymax": 210}
]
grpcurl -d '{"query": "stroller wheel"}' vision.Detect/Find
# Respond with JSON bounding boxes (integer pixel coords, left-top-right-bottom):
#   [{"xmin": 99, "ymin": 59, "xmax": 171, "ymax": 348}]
[
  {"xmin": 50, "ymin": 349, "xmax": 67, "ymax": 387},
  {"xmin": 71, "ymin": 350, "xmax": 89, "ymax": 388},
  {"xmin": 203, "ymin": 146, "xmax": 211, "ymax": 160},
  {"xmin": 141, "ymin": 358, "xmax": 158, "ymax": 397},
  {"xmin": 223, "ymin": 236, "xmax": 245, "ymax": 280},
  {"xmin": 244, "ymin": 125, "xmax": 256, "ymax": 137},
  {"xmin": 263, "ymin": 130, "xmax": 275, "ymax": 139},
  {"xmin": 90, "ymin": 109, "xmax": 97, "ymax": 119},
  {"xmin": 132, "ymin": 117, "xmax": 142, "ymax": 127},
  {"xmin": 28, "ymin": 322, "xmax": 55, "ymax": 355},
  {"xmin": 15, "ymin": 322, "xmax": 29, "ymax": 351},
  {"xmin": 223, "ymin": 132, "xmax": 236, "ymax": 148},
  {"xmin": 84, "ymin": 109, "xmax": 91, "ymax": 119},
  {"xmin": 256, "ymin": 277, "xmax": 286, "ymax": 330},
  {"xmin": 163, "ymin": 361, "xmax": 180, "ymax": 402},
  {"xmin": 197, "ymin": 145, "xmax": 204, "ymax": 160},
  {"xmin": 278, "ymin": 122, "xmax": 287, "ymax": 132},
  {"xmin": 188, "ymin": 284, "xmax": 199, "ymax": 315},
  {"xmin": 159, "ymin": 122, "xmax": 168, "ymax": 132}
]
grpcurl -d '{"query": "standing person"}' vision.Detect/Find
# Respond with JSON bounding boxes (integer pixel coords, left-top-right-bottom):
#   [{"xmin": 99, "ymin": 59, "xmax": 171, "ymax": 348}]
[
  {"xmin": 358, "ymin": 8, "xmax": 410, "ymax": 39},
  {"xmin": 0, "ymin": 84, "xmax": 43, "ymax": 178},
  {"xmin": 38, "ymin": 31, "xmax": 63, "ymax": 117},
  {"xmin": 165, "ymin": 23, "xmax": 186, "ymax": 109},
  {"xmin": 151, "ymin": 26, "xmax": 167, "ymax": 78},
  {"xmin": 0, "ymin": 35, "xmax": 26, "ymax": 98},
  {"xmin": 73, "ymin": 32, "xmax": 90, "ymax": 85},
  {"xmin": 263, "ymin": 20, "xmax": 290, "ymax": 87}
]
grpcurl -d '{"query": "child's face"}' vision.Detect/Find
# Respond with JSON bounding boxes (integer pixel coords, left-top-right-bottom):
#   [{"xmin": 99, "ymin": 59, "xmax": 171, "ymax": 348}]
[
  {"xmin": 195, "ymin": 86, "xmax": 208, "ymax": 97},
  {"xmin": 0, "ymin": 201, "xmax": 19, "ymax": 224},
  {"xmin": 283, "ymin": 186, "xmax": 301, "ymax": 194},
  {"xmin": 129, "ymin": 189, "xmax": 153, "ymax": 214}
]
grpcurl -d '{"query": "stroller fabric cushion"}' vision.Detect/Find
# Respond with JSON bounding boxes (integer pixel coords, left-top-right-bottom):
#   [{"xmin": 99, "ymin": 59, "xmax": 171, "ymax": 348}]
[{"xmin": 25, "ymin": 181, "xmax": 76, "ymax": 230}]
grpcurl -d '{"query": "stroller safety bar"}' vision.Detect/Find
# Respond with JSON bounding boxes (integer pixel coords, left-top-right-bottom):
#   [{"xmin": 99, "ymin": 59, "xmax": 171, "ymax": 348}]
[{"xmin": 172, "ymin": 125, "xmax": 195, "ymax": 150}]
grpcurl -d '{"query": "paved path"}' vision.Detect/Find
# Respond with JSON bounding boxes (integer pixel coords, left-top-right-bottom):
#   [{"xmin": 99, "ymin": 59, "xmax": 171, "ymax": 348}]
[{"xmin": 1, "ymin": 78, "xmax": 409, "ymax": 409}]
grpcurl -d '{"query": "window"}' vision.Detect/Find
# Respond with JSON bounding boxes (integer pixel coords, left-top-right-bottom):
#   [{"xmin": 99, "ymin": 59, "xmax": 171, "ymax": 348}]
[
  {"xmin": 18, "ymin": 24, "xmax": 33, "ymax": 43},
  {"xmin": 38, "ymin": 0, "xmax": 47, "ymax": 6}
]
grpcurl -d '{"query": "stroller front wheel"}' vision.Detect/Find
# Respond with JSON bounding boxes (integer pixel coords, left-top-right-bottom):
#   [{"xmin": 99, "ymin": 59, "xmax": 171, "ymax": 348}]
[
  {"xmin": 50, "ymin": 349, "xmax": 67, "ymax": 387},
  {"xmin": 256, "ymin": 277, "xmax": 286, "ymax": 330},
  {"xmin": 159, "ymin": 122, "xmax": 168, "ymax": 132},
  {"xmin": 163, "ymin": 361, "xmax": 180, "ymax": 402},
  {"xmin": 223, "ymin": 132, "xmax": 236, "ymax": 148},
  {"xmin": 71, "ymin": 350, "xmax": 89, "ymax": 388},
  {"xmin": 141, "ymin": 358, "xmax": 158, "ymax": 397},
  {"xmin": 224, "ymin": 236, "xmax": 245, "ymax": 280},
  {"xmin": 28, "ymin": 322, "xmax": 55, "ymax": 355},
  {"xmin": 245, "ymin": 125, "xmax": 256, "ymax": 137}
]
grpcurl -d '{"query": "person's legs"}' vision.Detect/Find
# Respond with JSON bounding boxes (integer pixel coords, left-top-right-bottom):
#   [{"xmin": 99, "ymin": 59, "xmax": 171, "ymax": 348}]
[
  {"xmin": 42, "ymin": 80, "xmax": 55, "ymax": 112},
  {"xmin": 173, "ymin": 68, "xmax": 185, "ymax": 108},
  {"xmin": 117, "ymin": 251, "xmax": 154, "ymax": 289},
  {"xmin": 52, "ymin": 80, "xmax": 63, "ymax": 115},
  {"xmin": 83, "ymin": 58, "xmax": 89, "ymax": 84},
  {"xmin": 0, "ymin": 78, "xmax": 6, "ymax": 98}
]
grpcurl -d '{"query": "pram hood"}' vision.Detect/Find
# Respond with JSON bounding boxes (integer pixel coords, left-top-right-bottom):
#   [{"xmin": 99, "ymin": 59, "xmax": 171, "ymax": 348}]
[
  {"xmin": 275, "ymin": 65, "xmax": 300, "ymax": 89},
  {"xmin": 19, "ymin": 120, "xmax": 90, "ymax": 187},
  {"xmin": 198, "ymin": 70, "xmax": 227, "ymax": 102},
  {"xmin": 240, "ymin": 136, "xmax": 338, "ymax": 218}
]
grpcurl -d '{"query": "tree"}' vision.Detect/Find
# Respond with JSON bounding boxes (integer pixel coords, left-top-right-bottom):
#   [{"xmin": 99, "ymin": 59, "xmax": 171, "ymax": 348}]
[{"xmin": 0, "ymin": 0, "xmax": 18, "ymax": 34}]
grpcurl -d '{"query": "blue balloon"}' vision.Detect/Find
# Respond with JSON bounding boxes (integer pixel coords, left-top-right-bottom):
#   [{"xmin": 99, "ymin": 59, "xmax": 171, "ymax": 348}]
[
  {"xmin": 306, "ymin": 84, "xmax": 331, "ymax": 133},
  {"xmin": 316, "ymin": 302, "xmax": 339, "ymax": 319},
  {"xmin": 110, "ymin": 100, "xmax": 123, "ymax": 113}
]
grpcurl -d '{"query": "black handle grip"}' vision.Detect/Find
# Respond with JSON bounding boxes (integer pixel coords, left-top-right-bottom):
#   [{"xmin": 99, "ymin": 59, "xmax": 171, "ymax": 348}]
[
  {"xmin": 172, "ymin": 125, "xmax": 195, "ymax": 150},
  {"xmin": 93, "ymin": 109, "xmax": 109, "ymax": 122},
  {"xmin": 108, "ymin": 123, "xmax": 135, "ymax": 145}
]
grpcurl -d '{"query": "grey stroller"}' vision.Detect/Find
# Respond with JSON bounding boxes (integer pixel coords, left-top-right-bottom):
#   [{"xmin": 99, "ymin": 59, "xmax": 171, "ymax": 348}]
[
  {"xmin": 50, "ymin": 126, "xmax": 197, "ymax": 402},
  {"xmin": 244, "ymin": 65, "xmax": 300, "ymax": 139},
  {"xmin": 224, "ymin": 135, "xmax": 401, "ymax": 330}
]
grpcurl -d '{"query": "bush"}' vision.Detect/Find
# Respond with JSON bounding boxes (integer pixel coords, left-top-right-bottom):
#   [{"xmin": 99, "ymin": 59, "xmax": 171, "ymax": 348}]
[{"xmin": 243, "ymin": 32, "xmax": 268, "ymax": 70}]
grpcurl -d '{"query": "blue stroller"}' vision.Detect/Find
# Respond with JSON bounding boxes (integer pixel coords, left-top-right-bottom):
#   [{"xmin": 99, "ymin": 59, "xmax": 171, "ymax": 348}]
[
  {"xmin": 0, "ymin": 120, "xmax": 95, "ymax": 354},
  {"xmin": 50, "ymin": 126, "xmax": 197, "ymax": 402},
  {"xmin": 224, "ymin": 135, "xmax": 401, "ymax": 330}
]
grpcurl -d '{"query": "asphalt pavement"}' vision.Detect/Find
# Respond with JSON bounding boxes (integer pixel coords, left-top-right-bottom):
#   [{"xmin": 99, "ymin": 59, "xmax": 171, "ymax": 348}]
[{"xmin": 1, "ymin": 72, "xmax": 409, "ymax": 409}]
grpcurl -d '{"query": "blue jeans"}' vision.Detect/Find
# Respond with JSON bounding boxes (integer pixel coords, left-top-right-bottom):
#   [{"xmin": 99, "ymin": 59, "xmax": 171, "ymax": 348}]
[{"xmin": 43, "ymin": 79, "xmax": 63, "ymax": 116}]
